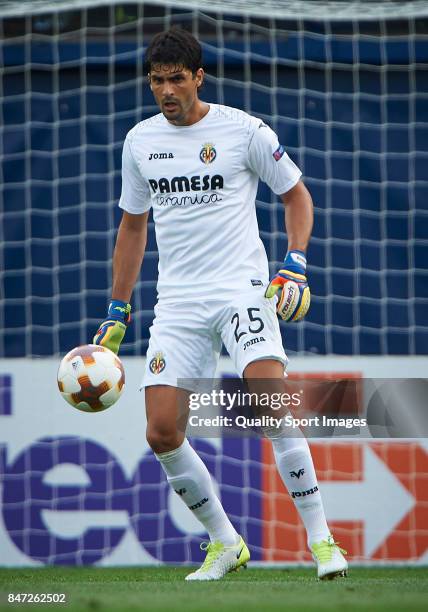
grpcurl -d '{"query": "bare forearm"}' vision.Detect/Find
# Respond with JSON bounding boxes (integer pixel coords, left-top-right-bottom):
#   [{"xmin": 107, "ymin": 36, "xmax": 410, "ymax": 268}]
[
  {"xmin": 281, "ymin": 180, "xmax": 314, "ymax": 253},
  {"xmin": 111, "ymin": 212, "xmax": 148, "ymax": 302}
]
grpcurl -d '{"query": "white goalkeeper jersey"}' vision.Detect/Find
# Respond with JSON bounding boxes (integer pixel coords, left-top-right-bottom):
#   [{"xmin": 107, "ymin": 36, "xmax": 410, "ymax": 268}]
[{"xmin": 119, "ymin": 103, "xmax": 302, "ymax": 303}]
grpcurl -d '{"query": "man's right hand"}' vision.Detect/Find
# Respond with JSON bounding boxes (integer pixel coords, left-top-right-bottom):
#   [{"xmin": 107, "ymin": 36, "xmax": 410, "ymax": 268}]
[{"xmin": 93, "ymin": 300, "xmax": 131, "ymax": 354}]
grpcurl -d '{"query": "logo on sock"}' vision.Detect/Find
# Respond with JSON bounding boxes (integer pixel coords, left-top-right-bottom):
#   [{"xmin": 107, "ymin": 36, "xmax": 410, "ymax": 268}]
[
  {"xmin": 291, "ymin": 486, "xmax": 318, "ymax": 498},
  {"xmin": 174, "ymin": 488, "xmax": 187, "ymax": 496},
  {"xmin": 290, "ymin": 468, "xmax": 305, "ymax": 479},
  {"xmin": 188, "ymin": 497, "xmax": 209, "ymax": 510}
]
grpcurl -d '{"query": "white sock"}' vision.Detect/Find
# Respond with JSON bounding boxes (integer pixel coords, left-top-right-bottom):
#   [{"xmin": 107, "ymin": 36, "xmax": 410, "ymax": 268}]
[
  {"xmin": 267, "ymin": 432, "xmax": 330, "ymax": 547},
  {"xmin": 155, "ymin": 439, "xmax": 239, "ymax": 546}
]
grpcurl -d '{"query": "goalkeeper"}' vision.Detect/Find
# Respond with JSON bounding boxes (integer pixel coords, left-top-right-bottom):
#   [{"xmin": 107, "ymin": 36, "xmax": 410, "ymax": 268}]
[{"xmin": 94, "ymin": 27, "xmax": 347, "ymax": 581}]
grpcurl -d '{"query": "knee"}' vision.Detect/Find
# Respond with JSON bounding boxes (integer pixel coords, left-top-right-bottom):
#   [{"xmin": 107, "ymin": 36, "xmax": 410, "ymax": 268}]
[{"xmin": 146, "ymin": 425, "xmax": 183, "ymax": 454}]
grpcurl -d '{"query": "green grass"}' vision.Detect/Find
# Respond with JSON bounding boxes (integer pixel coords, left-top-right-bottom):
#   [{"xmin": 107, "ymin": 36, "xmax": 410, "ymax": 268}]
[{"xmin": 1, "ymin": 567, "xmax": 427, "ymax": 612}]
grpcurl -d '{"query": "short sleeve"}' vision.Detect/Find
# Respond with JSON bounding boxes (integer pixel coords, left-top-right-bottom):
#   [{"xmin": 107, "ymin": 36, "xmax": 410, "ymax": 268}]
[
  {"xmin": 247, "ymin": 123, "xmax": 302, "ymax": 195},
  {"xmin": 118, "ymin": 135, "xmax": 152, "ymax": 214}
]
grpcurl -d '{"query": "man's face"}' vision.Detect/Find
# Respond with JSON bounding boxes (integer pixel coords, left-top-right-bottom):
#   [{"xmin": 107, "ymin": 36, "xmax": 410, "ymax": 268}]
[{"xmin": 148, "ymin": 64, "xmax": 203, "ymax": 124}]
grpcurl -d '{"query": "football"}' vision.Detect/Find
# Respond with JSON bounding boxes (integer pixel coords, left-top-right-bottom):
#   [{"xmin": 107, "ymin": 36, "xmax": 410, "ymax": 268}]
[{"xmin": 57, "ymin": 344, "xmax": 125, "ymax": 412}]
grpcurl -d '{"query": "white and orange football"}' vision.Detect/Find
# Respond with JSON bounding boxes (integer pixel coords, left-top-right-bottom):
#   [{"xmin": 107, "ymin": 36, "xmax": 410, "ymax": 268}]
[{"xmin": 57, "ymin": 344, "xmax": 125, "ymax": 412}]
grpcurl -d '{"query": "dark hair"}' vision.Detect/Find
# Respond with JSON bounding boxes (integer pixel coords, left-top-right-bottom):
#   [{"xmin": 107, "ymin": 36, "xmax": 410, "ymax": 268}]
[{"xmin": 144, "ymin": 27, "xmax": 203, "ymax": 75}]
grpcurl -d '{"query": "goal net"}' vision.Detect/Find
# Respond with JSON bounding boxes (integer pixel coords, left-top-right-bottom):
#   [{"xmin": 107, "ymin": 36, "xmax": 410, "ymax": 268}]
[
  {"xmin": 1, "ymin": 0, "xmax": 427, "ymax": 357},
  {"xmin": 0, "ymin": 0, "xmax": 427, "ymax": 567}
]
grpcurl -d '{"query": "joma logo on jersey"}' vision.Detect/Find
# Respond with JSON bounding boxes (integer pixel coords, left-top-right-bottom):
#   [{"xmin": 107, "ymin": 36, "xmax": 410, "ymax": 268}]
[
  {"xmin": 200, "ymin": 143, "xmax": 216, "ymax": 164},
  {"xmin": 148, "ymin": 152, "xmax": 174, "ymax": 160},
  {"xmin": 148, "ymin": 175, "xmax": 224, "ymax": 194}
]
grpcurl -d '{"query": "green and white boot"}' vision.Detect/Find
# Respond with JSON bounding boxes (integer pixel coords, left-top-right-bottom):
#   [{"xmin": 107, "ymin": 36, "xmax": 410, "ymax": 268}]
[
  {"xmin": 311, "ymin": 535, "xmax": 348, "ymax": 580},
  {"xmin": 185, "ymin": 536, "xmax": 250, "ymax": 581}
]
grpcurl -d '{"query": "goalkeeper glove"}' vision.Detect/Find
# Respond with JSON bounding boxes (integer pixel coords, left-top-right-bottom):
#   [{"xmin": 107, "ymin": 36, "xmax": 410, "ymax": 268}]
[
  {"xmin": 265, "ymin": 250, "xmax": 311, "ymax": 322},
  {"xmin": 93, "ymin": 299, "xmax": 131, "ymax": 354}
]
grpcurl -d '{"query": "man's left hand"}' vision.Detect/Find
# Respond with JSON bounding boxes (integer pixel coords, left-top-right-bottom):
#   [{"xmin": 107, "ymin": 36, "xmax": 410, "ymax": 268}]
[{"xmin": 265, "ymin": 250, "xmax": 311, "ymax": 322}]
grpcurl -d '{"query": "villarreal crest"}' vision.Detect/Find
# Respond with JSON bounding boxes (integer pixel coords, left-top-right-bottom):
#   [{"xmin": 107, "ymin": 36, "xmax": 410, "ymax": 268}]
[
  {"xmin": 149, "ymin": 351, "xmax": 166, "ymax": 375},
  {"xmin": 199, "ymin": 143, "xmax": 217, "ymax": 165}
]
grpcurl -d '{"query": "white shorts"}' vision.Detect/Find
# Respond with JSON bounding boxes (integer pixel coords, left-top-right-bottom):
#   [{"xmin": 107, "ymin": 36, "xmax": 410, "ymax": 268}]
[{"xmin": 141, "ymin": 288, "xmax": 288, "ymax": 389}]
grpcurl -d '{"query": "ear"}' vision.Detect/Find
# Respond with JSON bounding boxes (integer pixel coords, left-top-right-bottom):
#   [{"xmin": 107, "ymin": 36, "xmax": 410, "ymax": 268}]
[
  {"xmin": 195, "ymin": 68, "xmax": 204, "ymax": 88},
  {"xmin": 148, "ymin": 73, "xmax": 153, "ymax": 91}
]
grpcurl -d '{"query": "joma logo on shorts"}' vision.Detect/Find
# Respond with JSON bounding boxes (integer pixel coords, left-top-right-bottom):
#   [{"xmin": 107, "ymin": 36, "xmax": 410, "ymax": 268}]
[
  {"xmin": 149, "ymin": 152, "xmax": 174, "ymax": 160},
  {"xmin": 243, "ymin": 336, "xmax": 266, "ymax": 351}
]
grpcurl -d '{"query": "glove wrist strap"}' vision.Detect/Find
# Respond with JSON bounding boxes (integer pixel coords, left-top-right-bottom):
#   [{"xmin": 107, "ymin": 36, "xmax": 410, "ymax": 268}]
[
  {"xmin": 107, "ymin": 300, "xmax": 131, "ymax": 324},
  {"xmin": 284, "ymin": 250, "xmax": 307, "ymax": 275}
]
